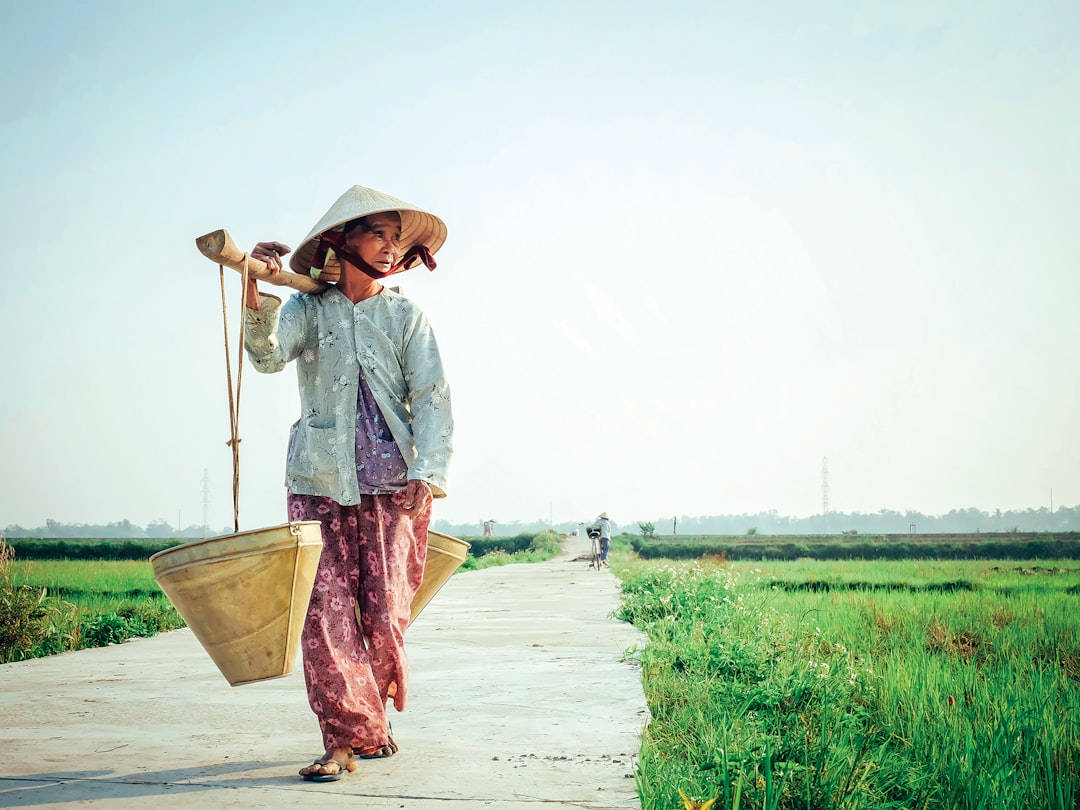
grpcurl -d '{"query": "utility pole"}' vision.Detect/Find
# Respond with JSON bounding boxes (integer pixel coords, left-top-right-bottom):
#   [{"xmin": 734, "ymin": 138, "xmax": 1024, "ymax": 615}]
[{"xmin": 202, "ymin": 468, "xmax": 210, "ymax": 538}]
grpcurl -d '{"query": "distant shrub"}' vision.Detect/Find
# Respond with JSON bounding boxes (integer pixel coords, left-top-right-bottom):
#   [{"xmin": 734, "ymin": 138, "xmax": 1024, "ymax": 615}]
[
  {"xmin": 116, "ymin": 597, "xmax": 185, "ymax": 634},
  {"xmin": 0, "ymin": 538, "xmax": 77, "ymax": 662},
  {"xmin": 527, "ymin": 530, "xmax": 562, "ymax": 556},
  {"xmin": 458, "ymin": 530, "xmax": 563, "ymax": 571},
  {"xmin": 460, "ymin": 532, "xmax": 536, "ymax": 557},
  {"xmin": 81, "ymin": 613, "xmax": 137, "ymax": 647},
  {"xmin": 73, "ymin": 595, "xmax": 187, "ymax": 649}
]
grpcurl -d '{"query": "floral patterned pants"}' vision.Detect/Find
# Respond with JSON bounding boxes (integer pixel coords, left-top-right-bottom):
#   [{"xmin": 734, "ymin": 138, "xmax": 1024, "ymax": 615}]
[{"xmin": 287, "ymin": 492, "xmax": 430, "ymax": 751}]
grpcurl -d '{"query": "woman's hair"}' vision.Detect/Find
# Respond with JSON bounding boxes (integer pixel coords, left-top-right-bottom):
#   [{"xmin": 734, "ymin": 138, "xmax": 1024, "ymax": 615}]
[
  {"xmin": 343, "ymin": 216, "xmax": 371, "ymax": 236},
  {"xmin": 343, "ymin": 211, "xmax": 401, "ymax": 236}
]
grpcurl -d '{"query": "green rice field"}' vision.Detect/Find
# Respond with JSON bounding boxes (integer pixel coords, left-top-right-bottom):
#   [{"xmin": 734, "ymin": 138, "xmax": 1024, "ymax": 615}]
[
  {"xmin": 614, "ymin": 554, "xmax": 1080, "ymax": 810},
  {"xmin": 14, "ymin": 558, "xmax": 159, "ymax": 594}
]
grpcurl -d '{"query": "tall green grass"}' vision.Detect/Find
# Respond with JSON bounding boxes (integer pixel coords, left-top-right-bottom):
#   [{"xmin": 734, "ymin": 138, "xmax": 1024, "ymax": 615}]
[
  {"xmin": 3, "ymin": 557, "xmax": 184, "ymax": 661},
  {"xmin": 616, "ymin": 556, "xmax": 1080, "ymax": 810}
]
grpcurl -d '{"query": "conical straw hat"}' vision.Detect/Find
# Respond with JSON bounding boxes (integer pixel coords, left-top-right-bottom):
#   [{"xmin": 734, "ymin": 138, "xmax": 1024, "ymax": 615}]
[{"xmin": 289, "ymin": 185, "xmax": 447, "ymax": 276}]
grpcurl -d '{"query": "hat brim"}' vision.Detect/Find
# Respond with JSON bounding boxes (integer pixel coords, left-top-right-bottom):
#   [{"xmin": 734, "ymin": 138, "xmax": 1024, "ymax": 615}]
[{"xmin": 289, "ymin": 185, "xmax": 447, "ymax": 276}]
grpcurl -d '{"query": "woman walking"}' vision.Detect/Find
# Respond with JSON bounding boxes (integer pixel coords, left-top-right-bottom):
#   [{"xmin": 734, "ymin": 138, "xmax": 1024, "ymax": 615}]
[{"xmin": 243, "ymin": 185, "xmax": 454, "ymax": 781}]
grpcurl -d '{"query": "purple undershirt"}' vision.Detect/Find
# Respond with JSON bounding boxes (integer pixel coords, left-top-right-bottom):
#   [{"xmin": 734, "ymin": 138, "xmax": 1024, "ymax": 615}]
[{"xmin": 355, "ymin": 373, "xmax": 408, "ymax": 494}]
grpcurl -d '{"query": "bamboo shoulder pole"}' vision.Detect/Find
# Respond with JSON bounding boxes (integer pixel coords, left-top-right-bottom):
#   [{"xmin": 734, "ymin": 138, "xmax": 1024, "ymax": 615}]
[{"xmin": 196, "ymin": 229, "xmax": 329, "ymax": 294}]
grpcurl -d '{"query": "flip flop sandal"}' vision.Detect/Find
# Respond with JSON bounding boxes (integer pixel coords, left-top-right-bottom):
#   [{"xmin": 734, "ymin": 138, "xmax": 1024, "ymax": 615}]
[
  {"xmin": 300, "ymin": 759, "xmax": 350, "ymax": 782},
  {"xmin": 354, "ymin": 721, "xmax": 398, "ymax": 759},
  {"xmin": 302, "ymin": 770, "xmax": 345, "ymax": 783},
  {"xmin": 353, "ymin": 735, "xmax": 397, "ymax": 759}
]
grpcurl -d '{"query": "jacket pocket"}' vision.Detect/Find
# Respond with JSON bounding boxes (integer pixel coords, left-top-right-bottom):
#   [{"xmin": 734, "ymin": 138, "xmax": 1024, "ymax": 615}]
[{"xmin": 286, "ymin": 418, "xmax": 342, "ymax": 491}]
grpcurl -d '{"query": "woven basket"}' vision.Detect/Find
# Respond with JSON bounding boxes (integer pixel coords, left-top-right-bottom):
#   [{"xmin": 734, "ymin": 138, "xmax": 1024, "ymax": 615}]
[{"xmin": 151, "ymin": 522, "xmax": 323, "ymax": 686}]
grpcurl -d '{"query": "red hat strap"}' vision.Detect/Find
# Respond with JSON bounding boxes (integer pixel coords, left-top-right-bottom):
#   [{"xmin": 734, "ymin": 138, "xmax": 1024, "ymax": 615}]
[{"xmin": 311, "ymin": 231, "xmax": 437, "ymax": 280}]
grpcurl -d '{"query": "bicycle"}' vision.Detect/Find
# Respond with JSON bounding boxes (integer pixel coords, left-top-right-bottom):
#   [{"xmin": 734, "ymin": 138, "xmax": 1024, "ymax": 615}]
[{"xmin": 586, "ymin": 526, "xmax": 602, "ymax": 571}]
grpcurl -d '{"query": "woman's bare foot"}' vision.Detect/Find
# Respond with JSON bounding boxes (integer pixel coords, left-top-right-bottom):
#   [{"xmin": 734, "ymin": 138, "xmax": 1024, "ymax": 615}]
[{"xmin": 299, "ymin": 747, "xmax": 357, "ymax": 780}]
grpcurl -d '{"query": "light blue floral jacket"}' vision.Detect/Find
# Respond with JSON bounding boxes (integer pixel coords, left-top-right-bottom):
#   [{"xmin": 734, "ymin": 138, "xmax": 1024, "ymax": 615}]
[{"xmin": 244, "ymin": 286, "xmax": 453, "ymax": 504}]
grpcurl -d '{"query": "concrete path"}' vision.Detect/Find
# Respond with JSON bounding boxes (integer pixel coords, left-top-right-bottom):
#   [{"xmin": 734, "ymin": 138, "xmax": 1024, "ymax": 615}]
[{"xmin": 0, "ymin": 533, "xmax": 649, "ymax": 808}]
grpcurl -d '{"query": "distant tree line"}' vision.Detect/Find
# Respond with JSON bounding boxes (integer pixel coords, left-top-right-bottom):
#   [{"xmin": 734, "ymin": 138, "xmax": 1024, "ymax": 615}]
[
  {"xmin": 437, "ymin": 504, "xmax": 1079, "ymax": 538},
  {"xmin": 4, "ymin": 503, "xmax": 1077, "ymax": 539},
  {"xmin": 658, "ymin": 505, "xmax": 1078, "ymax": 536},
  {"xmin": 1, "ymin": 518, "xmax": 230, "ymax": 540}
]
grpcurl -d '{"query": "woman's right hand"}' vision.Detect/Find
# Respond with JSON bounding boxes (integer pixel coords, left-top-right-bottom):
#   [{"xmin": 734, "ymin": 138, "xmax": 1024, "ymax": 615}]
[
  {"xmin": 245, "ymin": 241, "xmax": 292, "ymax": 310},
  {"xmin": 251, "ymin": 241, "xmax": 292, "ymax": 272}
]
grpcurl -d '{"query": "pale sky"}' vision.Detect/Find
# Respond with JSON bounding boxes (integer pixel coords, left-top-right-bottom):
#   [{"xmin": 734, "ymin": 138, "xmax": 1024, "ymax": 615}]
[{"xmin": 1, "ymin": 0, "xmax": 1077, "ymax": 532}]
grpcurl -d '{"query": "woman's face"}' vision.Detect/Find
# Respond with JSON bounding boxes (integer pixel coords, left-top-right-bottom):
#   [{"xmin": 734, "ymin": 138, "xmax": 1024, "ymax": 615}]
[{"xmin": 345, "ymin": 212, "xmax": 402, "ymax": 273}]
